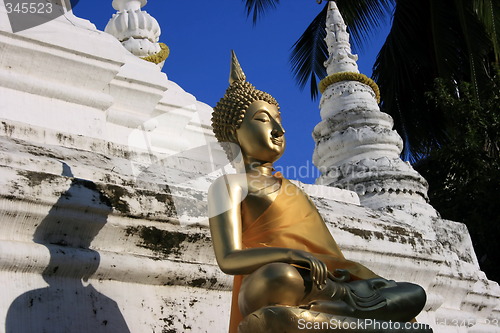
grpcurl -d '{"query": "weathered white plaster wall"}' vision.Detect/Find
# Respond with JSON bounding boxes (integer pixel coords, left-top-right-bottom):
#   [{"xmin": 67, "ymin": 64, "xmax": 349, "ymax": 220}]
[{"xmin": 0, "ymin": 1, "xmax": 498, "ymax": 332}]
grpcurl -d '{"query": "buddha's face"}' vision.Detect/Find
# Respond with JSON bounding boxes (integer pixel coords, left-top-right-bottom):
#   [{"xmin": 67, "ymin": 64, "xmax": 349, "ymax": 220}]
[{"xmin": 236, "ymin": 100, "xmax": 285, "ymax": 164}]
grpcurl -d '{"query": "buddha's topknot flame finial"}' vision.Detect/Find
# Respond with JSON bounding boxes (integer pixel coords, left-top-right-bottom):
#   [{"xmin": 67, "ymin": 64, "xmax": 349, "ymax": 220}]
[{"xmin": 229, "ymin": 50, "xmax": 246, "ymax": 84}]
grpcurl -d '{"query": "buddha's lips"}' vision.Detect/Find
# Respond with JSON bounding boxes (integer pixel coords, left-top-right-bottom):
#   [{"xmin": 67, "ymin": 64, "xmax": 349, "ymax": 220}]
[{"xmin": 271, "ymin": 138, "xmax": 283, "ymax": 145}]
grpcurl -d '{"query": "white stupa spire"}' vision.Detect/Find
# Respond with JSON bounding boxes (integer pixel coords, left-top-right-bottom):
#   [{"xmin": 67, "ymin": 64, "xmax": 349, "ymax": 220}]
[
  {"xmin": 324, "ymin": 1, "xmax": 359, "ymax": 75},
  {"xmin": 312, "ymin": 2, "xmax": 436, "ymax": 218},
  {"xmin": 105, "ymin": 0, "xmax": 169, "ymax": 68}
]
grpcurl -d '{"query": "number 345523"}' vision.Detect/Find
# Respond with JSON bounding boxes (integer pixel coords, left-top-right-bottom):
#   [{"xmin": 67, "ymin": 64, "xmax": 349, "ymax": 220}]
[{"xmin": 5, "ymin": 2, "xmax": 53, "ymax": 14}]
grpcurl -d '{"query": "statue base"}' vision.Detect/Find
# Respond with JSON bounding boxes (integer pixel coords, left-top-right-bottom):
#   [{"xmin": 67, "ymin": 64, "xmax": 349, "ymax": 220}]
[{"xmin": 238, "ymin": 306, "xmax": 433, "ymax": 332}]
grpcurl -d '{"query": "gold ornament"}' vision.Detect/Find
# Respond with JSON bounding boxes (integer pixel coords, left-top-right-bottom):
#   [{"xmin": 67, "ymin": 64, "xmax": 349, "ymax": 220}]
[
  {"xmin": 319, "ymin": 71, "xmax": 381, "ymax": 103},
  {"xmin": 141, "ymin": 43, "xmax": 170, "ymax": 65}
]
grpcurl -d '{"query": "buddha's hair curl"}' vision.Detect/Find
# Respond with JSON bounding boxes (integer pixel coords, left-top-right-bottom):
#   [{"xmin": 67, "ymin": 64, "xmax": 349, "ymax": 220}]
[{"xmin": 211, "ymin": 80, "xmax": 279, "ymax": 145}]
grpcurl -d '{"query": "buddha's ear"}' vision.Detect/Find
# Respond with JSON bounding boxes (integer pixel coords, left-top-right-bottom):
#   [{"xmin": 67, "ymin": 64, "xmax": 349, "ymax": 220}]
[
  {"xmin": 229, "ymin": 143, "xmax": 244, "ymax": 172},
  {"xmin": 228, "ymin": 127, "xmax": 239, "ymax": 145}
]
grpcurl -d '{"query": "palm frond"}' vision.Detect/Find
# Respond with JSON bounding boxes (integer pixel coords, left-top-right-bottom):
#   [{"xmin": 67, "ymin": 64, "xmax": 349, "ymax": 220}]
[
  {"xmin": 473, "ymin": 0, "xmax": 500, "ymax": 64},
  {"xmin": 243, "ymin": 0, "xmax": 280, "ymax": 24},
  {"xmin": 289, "ymin": 1, "xmax": 395, "ymax": 99},
  {"xmin": 374, "ymin": 0, "xmax": 495, "ymax": 161},
  {"xmin": 290, "ymin": 4, "xmax": 328, "ymax": 100},
  {"xmin": 374, "ymin": 0, "xmax": 448, "ymax": 161},
  {"xmin": 336, "ymin": 0, "xmax": 395, "ymax": 52}
]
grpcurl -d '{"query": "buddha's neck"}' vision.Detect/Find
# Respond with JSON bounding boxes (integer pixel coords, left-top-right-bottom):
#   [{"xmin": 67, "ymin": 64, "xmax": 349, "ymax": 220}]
[{"xmin": 244, "ymin": 160, "xmax": 275, "ymax": 177}]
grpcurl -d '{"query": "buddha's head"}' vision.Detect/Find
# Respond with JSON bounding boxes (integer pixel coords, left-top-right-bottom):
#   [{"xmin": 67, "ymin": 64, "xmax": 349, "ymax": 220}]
[{"xmin": 212, "ymin": 51, "xmax": 285, "ymax": 165}]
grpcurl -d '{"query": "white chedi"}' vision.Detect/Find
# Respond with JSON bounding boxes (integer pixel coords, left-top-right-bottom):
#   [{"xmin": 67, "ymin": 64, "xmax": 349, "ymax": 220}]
[
  {"xmin": 313, "ymin": 1, "xmax": 435, "ymax": 216},
  {"xmin": 105, "ymin": 0, "xmax": 161, "ymax": 57}
]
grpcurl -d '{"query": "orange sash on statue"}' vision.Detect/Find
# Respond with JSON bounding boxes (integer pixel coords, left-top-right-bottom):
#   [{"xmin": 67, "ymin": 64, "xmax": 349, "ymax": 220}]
[{"xmin": 228, "ymin": 178, "xmax": 378, "ymax": 333}]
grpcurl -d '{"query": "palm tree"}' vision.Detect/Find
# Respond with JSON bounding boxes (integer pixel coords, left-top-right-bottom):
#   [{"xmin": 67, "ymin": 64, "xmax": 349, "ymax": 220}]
[
  {"xmin": 243, "ymin": 0, "xmax": 500, "ymax": 161},
  {"xmin": 373, "ymin": 0, "xmax": 500, "ymax": 160}
]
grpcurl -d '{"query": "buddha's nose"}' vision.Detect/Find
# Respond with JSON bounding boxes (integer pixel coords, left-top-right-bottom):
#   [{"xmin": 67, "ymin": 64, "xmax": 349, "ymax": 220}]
[{"xmin": 271, "ymin": 121, "xmax": 285, "ymax": 137}]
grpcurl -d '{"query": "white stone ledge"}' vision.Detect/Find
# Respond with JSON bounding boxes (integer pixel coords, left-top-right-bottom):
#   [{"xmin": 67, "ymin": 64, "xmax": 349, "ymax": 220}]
[
  {"xmin": 313, "ymin": 110, "xmax": 394, "ymax": 138},
  {"xmin": 319, "ymin": 82, "xmax": 379, "ymax": 119},
  {"xmin": 291, "ymin": 179, "xmax": 360, "ymax": 205},
  {"xmin": 0, "ymin": 239, "xmax": 230, "ymax": 289},
  {"xmin": 0, "ymin": 29, "xmax": 123, "ymax": 81},
  {"xmin": 0, "ymin": 72, "xmax": 114, "ymax": 110},
  {"xmin": 314, "ymin": 143, "xmax": 402, "ymax": 167}
]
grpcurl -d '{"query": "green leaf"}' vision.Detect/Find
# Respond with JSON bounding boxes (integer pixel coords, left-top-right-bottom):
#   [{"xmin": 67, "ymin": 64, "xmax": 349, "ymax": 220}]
[
  {"xmin": 290, "ymin": 3, "xmax": 328, "ymax": 99},
  {"xmin": 242, "ymin": 0, "xmax": 280, "ymax": 24},
  {"xmin": 336, "ymin": 0, "xmax": 394, "ymax": 53}
]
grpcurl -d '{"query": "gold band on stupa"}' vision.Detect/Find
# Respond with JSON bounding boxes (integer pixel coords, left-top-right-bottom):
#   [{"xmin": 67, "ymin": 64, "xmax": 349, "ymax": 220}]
[
  {"xmin": 212, "ymin": 51, "xmax": 279, "ymax": 145},
  {"xmin": 141, "ymin": 43, "xmax": 170, "ymax": 64},
  {"xmin": 319, "ymin": 71, "xmax": 381, "ymax": 104}
]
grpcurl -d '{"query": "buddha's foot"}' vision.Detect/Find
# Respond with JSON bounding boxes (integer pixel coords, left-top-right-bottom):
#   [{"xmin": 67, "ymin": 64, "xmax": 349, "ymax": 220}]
[
  {"xmin": 238, "ymin": 306, "xmax": 433, "ymax": 333},
  {"xmin": 345, "ymin": 280, "xmax": 427, "ymax": 322},
  {"xmin": 306, "ymin": 278, "xmax": 426, "ymax": 323}
]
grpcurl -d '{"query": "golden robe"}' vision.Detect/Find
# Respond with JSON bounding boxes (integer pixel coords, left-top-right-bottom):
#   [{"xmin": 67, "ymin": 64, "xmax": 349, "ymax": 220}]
[{"xmin": 228, "ymin": 177, "xmax": 378, "ymax": 333}]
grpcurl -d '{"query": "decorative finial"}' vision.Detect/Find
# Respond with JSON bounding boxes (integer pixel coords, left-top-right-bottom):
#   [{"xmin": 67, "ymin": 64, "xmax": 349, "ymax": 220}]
[
  {"xmin": 229, "ymin": 50, "xmax": 246, "ymax": 85},
  {"xmin": 105, "ymin": 0, "xmax": 169, "ymax": 68},
  {"xmin": 323, "ymin": 0, "xmax": 359, "ymax": 75}
]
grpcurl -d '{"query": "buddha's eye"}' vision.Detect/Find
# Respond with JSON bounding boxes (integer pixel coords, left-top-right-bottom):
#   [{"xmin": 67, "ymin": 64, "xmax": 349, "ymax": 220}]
[{"xmin": 254, "ymin": 112, "xmax": 270, "ymax": 122}]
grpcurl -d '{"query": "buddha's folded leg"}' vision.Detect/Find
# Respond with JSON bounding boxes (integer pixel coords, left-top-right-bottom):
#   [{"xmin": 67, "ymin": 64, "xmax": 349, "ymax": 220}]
[
  {"xmin": 238, "ymin": 264, "xmax": 356, "ymax": 317},
  {"xmin": 238, "ymin": 263, "xmax": 426, "ymax": 325},
  {"xmin": 238, "ymin": 263, "xmax": 307, "ymax": 317}
]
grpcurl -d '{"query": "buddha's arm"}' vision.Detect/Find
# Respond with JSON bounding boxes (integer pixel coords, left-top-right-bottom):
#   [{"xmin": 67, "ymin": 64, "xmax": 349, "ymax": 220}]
[{"xmin": 208, "ymin": 176, "xmax": 328, "ymax": 288}]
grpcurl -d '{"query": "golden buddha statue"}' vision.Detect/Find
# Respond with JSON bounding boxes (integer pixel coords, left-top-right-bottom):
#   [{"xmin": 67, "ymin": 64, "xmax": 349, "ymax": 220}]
[{"xmin": 208, "ymin": 51, "xmax": 432, "ymax": 333}]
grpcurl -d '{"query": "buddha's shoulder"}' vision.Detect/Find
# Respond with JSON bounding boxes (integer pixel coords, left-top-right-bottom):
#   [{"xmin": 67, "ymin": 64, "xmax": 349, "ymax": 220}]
[{"xmin": 208, "ymin": 173, "xmax": 249, "ymax": 193}]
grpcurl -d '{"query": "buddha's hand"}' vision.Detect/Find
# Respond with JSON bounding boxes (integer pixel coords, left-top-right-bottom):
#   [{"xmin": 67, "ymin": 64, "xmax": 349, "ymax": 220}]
[{"xmin": 287, "ymin": 250, "xmax": 328, "ymax": 290}]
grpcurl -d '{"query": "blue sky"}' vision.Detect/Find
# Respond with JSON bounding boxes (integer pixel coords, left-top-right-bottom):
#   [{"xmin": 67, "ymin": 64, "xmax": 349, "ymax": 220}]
[{"xmin": 73, "ymin": 1, "xmax": 391, "ymax": 184}]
